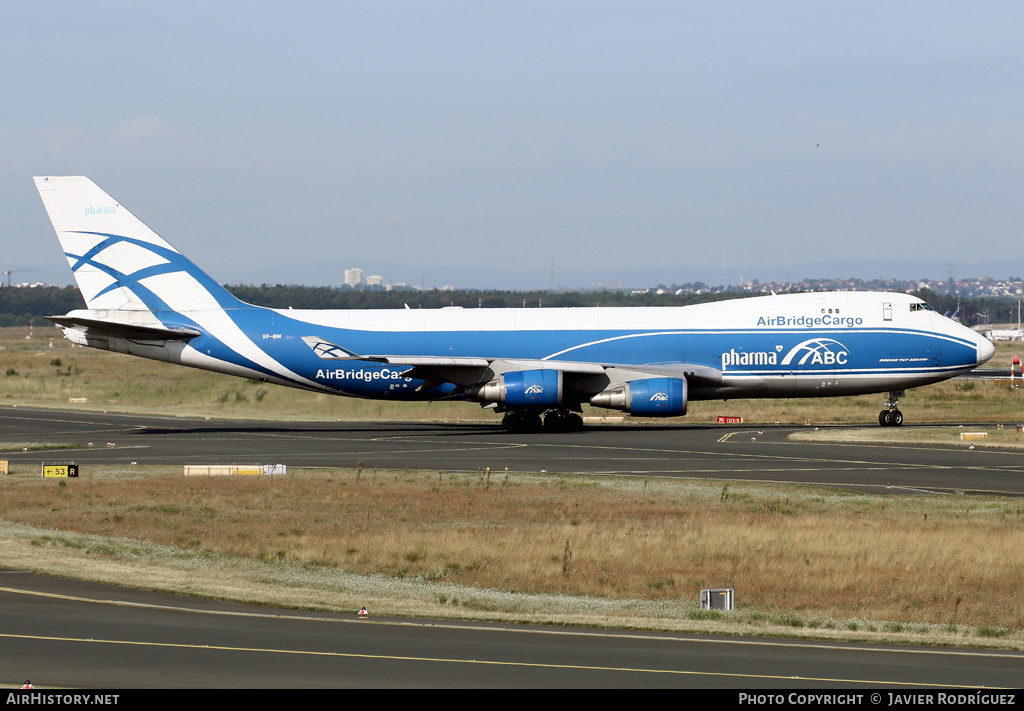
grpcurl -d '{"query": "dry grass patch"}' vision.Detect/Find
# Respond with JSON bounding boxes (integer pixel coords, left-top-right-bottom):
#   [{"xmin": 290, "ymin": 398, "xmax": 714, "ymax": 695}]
[{"xmin": 2, "ymin": 467, "xmax": 1023, "ymax": 636}]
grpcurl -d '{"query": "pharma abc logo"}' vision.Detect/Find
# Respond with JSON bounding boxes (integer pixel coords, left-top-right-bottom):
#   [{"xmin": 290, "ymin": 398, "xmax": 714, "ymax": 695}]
[{"xmin": 779, "ymin": 338, "xmax": 849, "ymax": 366}]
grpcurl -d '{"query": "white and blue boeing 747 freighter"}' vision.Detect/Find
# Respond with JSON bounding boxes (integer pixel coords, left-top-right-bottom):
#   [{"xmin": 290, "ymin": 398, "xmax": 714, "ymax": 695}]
[{"xmin": 35, "ymin": 176, "xmax": 994, "ymax": 431}]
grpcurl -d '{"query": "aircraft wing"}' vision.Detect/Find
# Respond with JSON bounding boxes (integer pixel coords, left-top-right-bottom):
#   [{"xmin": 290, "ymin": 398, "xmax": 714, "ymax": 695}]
[
  {"xmin": 47, "ymin": 315, "xmax": 202, "ymax": 341},
  {"xmin": 301, "ymin": 336, "xmax": 722, "ymax": 390}
]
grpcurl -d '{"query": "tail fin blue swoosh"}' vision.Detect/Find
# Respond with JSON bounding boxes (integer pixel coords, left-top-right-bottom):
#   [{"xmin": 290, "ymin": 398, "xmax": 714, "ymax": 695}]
[
  {"xmin": 33, "ymin": 176, "xmax": 245, "ymax": 315},
  {"xmin": 34, "ymin": 176, "xmax": 324, "ymax": 391}
]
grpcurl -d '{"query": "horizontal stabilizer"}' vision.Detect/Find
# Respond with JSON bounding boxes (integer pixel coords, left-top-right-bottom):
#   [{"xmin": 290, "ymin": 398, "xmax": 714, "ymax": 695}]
[{"xmin": 47, "ymin": 315, "xmax": 201, "ymax": 341}]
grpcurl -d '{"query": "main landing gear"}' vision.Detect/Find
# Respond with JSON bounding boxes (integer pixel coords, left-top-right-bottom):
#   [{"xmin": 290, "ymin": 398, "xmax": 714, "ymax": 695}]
[
  {"xmin": 878, "ymin": 390, "xmax": 905, "ymax": 427},
  {"xmin": 501, "ymin": 409, "xmax": 584, "ymax": 433}
]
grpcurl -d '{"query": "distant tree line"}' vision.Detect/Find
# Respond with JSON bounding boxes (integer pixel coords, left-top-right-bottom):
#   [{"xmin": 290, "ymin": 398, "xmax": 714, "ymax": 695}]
[
  {"xmin": 0, "ymin": 284, "xmax": 1019, "ymax": 327},
  {"xmin": 0, "ymin": 286, "xmax": 84, "ymax": 327},
  {"xmin": 911, "ymin": 288, "xmax": 1020, "ymax": 327},
  {"xmin": 225, "ymin": 284, "xmax": 755, "ymax": 310}
]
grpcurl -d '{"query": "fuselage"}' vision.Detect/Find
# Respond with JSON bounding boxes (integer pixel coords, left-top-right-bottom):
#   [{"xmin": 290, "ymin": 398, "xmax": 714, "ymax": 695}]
[{"xmin": 64, "ymin": 290, "xmax": 993, "ymax": 404}]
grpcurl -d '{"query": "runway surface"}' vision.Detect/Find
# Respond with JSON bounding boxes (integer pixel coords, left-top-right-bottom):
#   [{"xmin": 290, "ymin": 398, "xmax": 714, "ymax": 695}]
[
  {"xmin": 2, "ymin": 570, "xmax": 1022, "ymax": 689},
  {"xmin": 3, "ymin": 406, "xmax": 1024, "ymax": 496},
  {"xmin": 4, "ymin": 407, "xmax": 1024, "ymax": 687}
]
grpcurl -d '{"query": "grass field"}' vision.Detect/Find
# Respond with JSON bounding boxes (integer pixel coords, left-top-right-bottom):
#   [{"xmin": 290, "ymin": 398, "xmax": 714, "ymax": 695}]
[
  {"xmin": 3, "ymin": 326, "xmax": 1024, "ymax": 646},
  {"xmin": 1, "ymin": 466, "xmax": 1023, "ymax": 648}
]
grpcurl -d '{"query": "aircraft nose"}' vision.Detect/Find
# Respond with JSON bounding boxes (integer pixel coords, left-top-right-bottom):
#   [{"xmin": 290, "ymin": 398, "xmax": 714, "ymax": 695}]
[{"xmin": 975, "ymin": 333, "xmax": 995, "ymax": 366}]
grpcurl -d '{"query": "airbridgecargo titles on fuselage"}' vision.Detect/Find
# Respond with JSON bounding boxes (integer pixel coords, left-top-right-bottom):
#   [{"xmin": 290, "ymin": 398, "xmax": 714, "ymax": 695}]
[
  {"xmin": 756, "ymin": 315, "xmax": 863, "ymax": 328},
  {"xmin": 316, "ymin": 368, "xmax": 412, "ymax": 381}
]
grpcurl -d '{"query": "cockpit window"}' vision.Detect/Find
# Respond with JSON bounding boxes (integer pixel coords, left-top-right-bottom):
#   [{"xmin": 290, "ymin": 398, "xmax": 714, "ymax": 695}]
[{"xmin": 910, "ymin": 302, "xmax": 935, "ymax": 312}]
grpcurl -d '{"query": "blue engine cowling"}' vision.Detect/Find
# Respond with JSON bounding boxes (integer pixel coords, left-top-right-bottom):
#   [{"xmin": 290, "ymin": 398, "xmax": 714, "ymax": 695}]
[
  {"xmin": 502, "ymin": 369, "xmax": 562, "ymax": 408},
  {"xmin": 628, "ymin": 377, "xmax": 687, "ymax": 416},
  {"xmin": 469, "ymin": 369, "xmax": 563, "ymax": 408},
  {"xmin": 590, "ymin": 377, "xmax": 687, "ymax": 416}
]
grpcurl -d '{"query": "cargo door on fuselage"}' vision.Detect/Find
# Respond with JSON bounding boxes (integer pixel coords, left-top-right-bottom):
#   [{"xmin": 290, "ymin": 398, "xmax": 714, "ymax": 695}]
[
  {"xmin": 788, "ymin": 337, "xmax": 840, "ymax": 395},
  {"xmin": 788, "ymin": 298, "xmax": 846, "ymax": 395}
]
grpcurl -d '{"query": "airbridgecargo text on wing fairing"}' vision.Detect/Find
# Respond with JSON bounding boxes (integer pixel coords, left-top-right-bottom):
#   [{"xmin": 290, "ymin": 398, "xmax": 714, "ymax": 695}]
[{"xmin": 33, "ymin": 176, "xmax": 995, "ymax": 432}]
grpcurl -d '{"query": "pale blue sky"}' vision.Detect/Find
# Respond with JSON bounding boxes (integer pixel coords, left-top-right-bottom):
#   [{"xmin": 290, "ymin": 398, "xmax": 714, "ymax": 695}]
[{"xmin": 4, "ymin": 2, "xmax": 1024, "ymax": 288}]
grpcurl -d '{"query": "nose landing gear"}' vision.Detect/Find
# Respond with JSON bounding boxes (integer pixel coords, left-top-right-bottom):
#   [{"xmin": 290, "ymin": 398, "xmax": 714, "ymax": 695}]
[{"xmin": 878, "ymin": 390, "xmax": 905, "ymax": 427}]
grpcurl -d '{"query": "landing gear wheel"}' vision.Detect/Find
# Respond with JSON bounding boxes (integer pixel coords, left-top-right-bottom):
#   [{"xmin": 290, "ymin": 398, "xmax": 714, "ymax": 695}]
[
  {"xmin": 543, "ymin": 411, "xmax": 566, "ymax": 432},
  {"xmin": 501, "ymin": 412, "xmax": 522, "ymax": 433},
  {"xmin": 506, "ymin": 409, "xmax": 582, "ymax": 433},
  {"xmin": 502, "ymin": 411, "xmax": 543, "ymax": 433},
  {"xmin": 878, "ymin": 409, "xmax": 904, "ymax": 427},
  {"xmin": 878, "ymin": 391, "xmax": 906, "ymax": 427},
  {"xmin": 543, "ymin": 410, "xmax": 584, "ymax": 432}
]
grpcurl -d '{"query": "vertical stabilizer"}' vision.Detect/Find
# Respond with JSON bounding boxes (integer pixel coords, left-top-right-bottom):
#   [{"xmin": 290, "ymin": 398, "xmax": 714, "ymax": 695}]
[{"xmin": 34, "ymin": 176, "xmax": 244, "ymax": 314}]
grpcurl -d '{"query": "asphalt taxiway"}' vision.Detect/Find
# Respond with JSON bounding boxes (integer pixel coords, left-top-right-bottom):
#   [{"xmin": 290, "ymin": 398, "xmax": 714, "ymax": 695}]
[
  {"xmin": 2, "ymin": 570, "xmax": 1022, "ymax": 688},
  {"xmin": 2, "ymin": 406, "xmax": 1024, "ymax": 496}
]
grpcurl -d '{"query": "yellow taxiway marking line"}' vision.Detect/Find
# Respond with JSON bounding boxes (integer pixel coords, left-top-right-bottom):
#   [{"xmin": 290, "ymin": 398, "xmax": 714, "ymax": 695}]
[{"xmin": 0, "ymin": 631, "xmax": 999, "ymax": 687}]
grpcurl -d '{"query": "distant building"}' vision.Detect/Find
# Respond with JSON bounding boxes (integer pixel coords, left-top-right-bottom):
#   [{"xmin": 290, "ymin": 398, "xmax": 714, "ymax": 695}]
[
  {"xmin": 365, "ymin": 274, "xmax": 383, "ymax": 287},
  {"xmin": 344, "ymin": 268, "xmax": 363, "ymax": 287}
]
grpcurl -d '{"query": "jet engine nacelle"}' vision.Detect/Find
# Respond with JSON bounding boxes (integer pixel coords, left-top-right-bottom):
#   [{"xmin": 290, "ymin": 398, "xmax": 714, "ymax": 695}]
[
  {"xmin": 589, "ymin": 377, "xmax": 687, "ymax": 417},
  {"xmin": 468, "ymin": 369, "xmax": 563, "ymax": 408}
]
